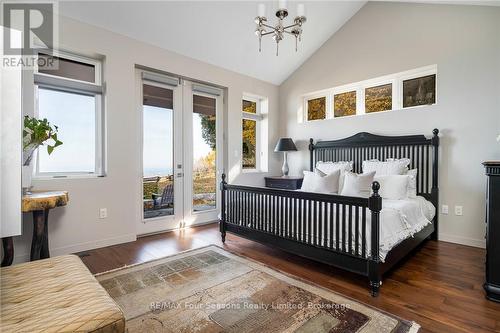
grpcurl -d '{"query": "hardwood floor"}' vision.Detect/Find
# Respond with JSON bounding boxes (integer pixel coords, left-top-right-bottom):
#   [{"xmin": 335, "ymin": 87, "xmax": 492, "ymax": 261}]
[{"xmin": 78, "ymin": 223, "xmax": 500, "ymax": 333}]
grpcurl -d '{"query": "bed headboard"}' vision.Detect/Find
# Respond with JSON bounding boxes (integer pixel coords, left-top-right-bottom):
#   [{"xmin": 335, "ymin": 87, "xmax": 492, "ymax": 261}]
[{"xmin": 309, "ymin": 129, "xmax": 439, "ymax": 204}]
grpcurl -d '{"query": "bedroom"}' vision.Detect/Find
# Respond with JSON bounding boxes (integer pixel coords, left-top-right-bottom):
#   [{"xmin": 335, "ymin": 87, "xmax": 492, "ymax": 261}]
[{"xmin": 1, "ymin": 1, "xmax": 499, "ymax": 332}]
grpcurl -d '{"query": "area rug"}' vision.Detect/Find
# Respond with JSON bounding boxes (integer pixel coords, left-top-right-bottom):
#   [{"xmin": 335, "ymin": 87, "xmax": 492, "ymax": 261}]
[{"xmin": 96, "ymin": 245, "xmax": 419, "ymax": 333}]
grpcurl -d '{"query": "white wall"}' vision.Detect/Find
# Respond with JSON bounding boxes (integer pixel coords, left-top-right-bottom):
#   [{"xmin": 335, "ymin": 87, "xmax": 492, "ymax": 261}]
[
  {"xmin": 0, "ymin": 27, "xmax": 22, "ymax": 239},
  {"xmin": 279, "ymin": 2, "xmax": 500, "ymax": 248},
  {"xmin": 12, "ymin": 14, "xmax": 281, "ymax": 263}
]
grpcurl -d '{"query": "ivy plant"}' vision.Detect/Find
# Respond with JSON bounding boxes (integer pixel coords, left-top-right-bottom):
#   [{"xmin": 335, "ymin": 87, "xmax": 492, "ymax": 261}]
[{"xmin": 23, "ymin": 116, "xmax": 63, "ymax": 164}]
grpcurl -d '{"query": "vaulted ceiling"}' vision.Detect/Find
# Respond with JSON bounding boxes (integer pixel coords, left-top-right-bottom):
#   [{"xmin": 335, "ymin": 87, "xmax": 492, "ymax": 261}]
[{"xmin": 58, "ymin": 1, "xmax": 367, "ymax": 85}]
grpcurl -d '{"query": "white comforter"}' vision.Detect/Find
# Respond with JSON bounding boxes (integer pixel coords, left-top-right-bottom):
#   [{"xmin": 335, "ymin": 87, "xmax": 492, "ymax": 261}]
[
  {"xmin": 369, "ymin": 196, "xmax": 435, "ymax": 261},
  {"xmin": 296, "ymin": 196, "xmax": 434, "ymax": 262},
  {"xmin": 225, "ymin": 195, "xmax": 435, "ymax": 262}
]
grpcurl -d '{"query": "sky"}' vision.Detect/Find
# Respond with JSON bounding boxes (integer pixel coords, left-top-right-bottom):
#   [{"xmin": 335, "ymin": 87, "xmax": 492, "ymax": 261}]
[
  {"xmin": 143, "ymin": 106, "xmax": 212, "ymax": 177},
  {"xmin": 38, "ymin": 88, "xmax": 95, "ymax": 173},
  {"xmin": 38, "ymin": 89, "xmax": 213, "ymax": 176}
]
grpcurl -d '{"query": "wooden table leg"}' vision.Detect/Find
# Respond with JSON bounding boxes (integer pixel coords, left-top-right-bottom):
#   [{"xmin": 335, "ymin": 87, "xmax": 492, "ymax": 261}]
[
  {"xmin": 1, "ymin": 237, "xmax": 14, "ymax": 267},
  {"xmin": 31, "ymin": 209, "xmax": 50, "ymax": 261}
]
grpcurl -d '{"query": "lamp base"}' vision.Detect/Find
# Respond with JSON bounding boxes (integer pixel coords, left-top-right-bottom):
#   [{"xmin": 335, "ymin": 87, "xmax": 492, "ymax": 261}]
[{"xmin": 282, "ymin": 152, "xmax": 289, "ymax": 176}]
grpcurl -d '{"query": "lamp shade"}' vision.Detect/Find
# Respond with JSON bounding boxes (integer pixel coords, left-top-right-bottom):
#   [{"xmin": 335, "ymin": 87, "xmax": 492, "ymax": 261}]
[{"xmin": 274, "ymin": 138, "xmax": 297, "ymax": 152}]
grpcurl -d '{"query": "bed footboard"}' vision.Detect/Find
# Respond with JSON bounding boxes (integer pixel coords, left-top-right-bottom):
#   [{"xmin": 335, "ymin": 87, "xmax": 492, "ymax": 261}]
[{"xmin": 219, "ymin": 174, "xmax": 383, "ymax": 296}]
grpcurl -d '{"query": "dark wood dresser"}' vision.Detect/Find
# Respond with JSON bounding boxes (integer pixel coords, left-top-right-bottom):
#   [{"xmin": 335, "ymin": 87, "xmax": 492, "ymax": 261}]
[
  {"xmin": 264, "ymin": 176, "xmax": 303, "ymax": 190},
  {"xmin": 483, "ymin": 161, "xmax": 500, "ymax": 302}
]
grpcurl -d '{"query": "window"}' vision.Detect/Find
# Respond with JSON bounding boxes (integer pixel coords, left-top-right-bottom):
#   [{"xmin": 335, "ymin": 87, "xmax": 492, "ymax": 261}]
[
  {"xmin": 142, "ymin": 82, "xmax": 174, "ymax": 218},
  {"xmin": 334, "ymin": 91, "xmax": 356, "ymax": 117},
  {"xmin": 365, "ymin": 83, "xmax": 392, "ymax": 113},
  {"xmin": 242, "ymin": 97, "xmax": 265, "ymax": 171},
  {"xmin": 34, "ymin": 51, "xmax": 104, "ymax": 176},
  {"xmin": 302, "ymin": 65, "xmax": 437, "ymax": 121},
  {"xmin": 38, "ymin": 54, "xmax": 96, "ymax": 83},
  {"xmin": 192, "ymin": 94, "xmax": 217, "ymax": 212},
  {"xmin": 306, "ymin": 96, "xmax": 326, "ymax": 121},
  {"xmin": 403, "ymin": 74, "xmax": 436, "ymax": 108}
]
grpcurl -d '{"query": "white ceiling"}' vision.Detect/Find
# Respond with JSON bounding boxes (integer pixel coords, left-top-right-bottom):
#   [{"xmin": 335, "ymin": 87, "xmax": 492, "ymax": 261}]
[{"xmin": 58, "ymin": 1, "xmax": 367, "ymax": 85}]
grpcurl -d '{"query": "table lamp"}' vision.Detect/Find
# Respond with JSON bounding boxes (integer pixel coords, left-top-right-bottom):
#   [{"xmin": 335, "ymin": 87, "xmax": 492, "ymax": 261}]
[{"xmin": 274, "ymin": 138, "xmax": 297, "ymax": 177}]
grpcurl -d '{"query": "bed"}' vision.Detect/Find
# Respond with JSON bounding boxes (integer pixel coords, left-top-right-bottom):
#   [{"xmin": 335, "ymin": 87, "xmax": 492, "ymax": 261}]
[{"xmin": 219, "ymin": 129, "xmax": 440, "ymax": 296}]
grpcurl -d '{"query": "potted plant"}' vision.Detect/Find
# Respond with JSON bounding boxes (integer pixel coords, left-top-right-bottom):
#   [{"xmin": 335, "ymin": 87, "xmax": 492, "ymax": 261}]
[{"xmin": 23, "ymin": 116, "xmax": 63, "ymax": 194}]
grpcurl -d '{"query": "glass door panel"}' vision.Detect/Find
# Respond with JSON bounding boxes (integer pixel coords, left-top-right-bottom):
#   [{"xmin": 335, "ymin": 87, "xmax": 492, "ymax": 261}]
[
  {"xmin": 192, "ymin": 94, "xmax": 217, "ymax": 212},
  {"xmin": 183, "ymin": 82, "xmax": 222, "ymax": 225},
  {"xmin": 142, "ymin": 84, "xmax": 174, "ymax": 219}
]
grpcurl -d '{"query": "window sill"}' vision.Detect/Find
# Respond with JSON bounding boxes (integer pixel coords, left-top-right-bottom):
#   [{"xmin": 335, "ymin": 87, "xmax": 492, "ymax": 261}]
[
  {"xmin": 242, "ymin": 169, "xmax": 267, "ymax": 174},
  {"xmin": 33, "ymin": 174, "xmax": 106, "ymax": 181}
]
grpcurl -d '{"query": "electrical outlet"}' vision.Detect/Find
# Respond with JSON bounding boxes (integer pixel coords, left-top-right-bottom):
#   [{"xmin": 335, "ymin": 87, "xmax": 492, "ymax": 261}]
[
  {"xmin": 454, "ymin": 205, "xmax": 463, "ymax": 216},
  {"xmin": 441, "ymin": 205, "xmax": 449, "ymax": 215},
  {"xmin": 99, "ymin": 208, "xmax": 107, "ymax": 219}
]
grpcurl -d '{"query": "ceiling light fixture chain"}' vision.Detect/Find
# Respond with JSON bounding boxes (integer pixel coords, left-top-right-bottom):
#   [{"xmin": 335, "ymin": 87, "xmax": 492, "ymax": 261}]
[{"xmin": 254, "ymin": 1, "xmax": 306, "ymax": 56}]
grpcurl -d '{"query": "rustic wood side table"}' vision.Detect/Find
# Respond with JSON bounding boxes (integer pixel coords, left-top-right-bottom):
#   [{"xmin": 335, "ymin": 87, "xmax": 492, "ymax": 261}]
[{"xmin": 1, "ymin": 191, "xmax": 69, "ymax": 266}]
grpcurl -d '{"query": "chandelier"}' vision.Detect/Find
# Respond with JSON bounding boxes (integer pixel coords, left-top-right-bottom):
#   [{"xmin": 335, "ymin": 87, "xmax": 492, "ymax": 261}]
[{"xmin": 255, "ymin": 1, "xmax": 306, "ymax": 56}]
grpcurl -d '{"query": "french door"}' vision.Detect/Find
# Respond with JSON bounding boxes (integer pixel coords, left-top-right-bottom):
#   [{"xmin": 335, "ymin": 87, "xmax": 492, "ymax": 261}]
[
  {"xmin": 183, "ymin": 81, "xmax": 223, "ymax": 226},
  {"xmin": 137, "ymin": 70, "xmax": 222, "ymax": 235}
]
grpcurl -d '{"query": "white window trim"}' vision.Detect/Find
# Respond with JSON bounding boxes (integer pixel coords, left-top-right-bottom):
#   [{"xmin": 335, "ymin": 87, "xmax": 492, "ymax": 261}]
[
  {"xmin": 33, "ymin": 51, "xmax": 105, "ymax": 179},
  {"xmin": 362, "ymin": 78, "xmax": 396, "ymax": 114},
  {"xmin": 398, "ymin": 66, "xmax": 438, "ymax": 110},
  {"xmin": 303, "ymin": 91, "xmax": 330, "ymax": 123},
  {"xmin": 242, "ymin": 94, "xmax": 265, "ymax": 173},
  {"xmin": 302, "ymin": 64, "xmax": 437, "ymax": 122},
  {"xmin": 331, "ymin": 84, "xmax": 358, "ymax": 119}
]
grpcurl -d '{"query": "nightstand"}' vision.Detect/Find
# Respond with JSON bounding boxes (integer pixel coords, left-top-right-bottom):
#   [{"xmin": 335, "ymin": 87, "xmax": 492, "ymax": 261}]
[{"xmin": 264, "ymin": 176, "xmax": 303, "ymax": 190}]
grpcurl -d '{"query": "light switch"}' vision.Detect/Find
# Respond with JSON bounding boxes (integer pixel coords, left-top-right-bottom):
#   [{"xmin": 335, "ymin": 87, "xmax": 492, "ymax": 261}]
[
  {"xmin": 441, "ymin": 205, "xmax": 449, "ymax": 215},
  {"xmin": 454, "ymin": 206, "xmax": 463, "ymax": 216}
]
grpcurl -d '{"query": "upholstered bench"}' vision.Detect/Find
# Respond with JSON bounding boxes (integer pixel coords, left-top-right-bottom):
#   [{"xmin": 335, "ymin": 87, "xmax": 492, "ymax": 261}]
[{"xmin": 0, "ymin": 255, "xmax": 125, "ymax": 333}]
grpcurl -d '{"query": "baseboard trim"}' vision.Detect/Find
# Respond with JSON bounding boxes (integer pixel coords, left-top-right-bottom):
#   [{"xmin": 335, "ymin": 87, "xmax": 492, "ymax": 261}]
[
  {"xmin": 13, "ymin": 233, "xmax": 137, "ymax": 264},
  {"xmin": 137, "ymin": 220, "xmax": 217, "ymax": 238},
  {"xmin": 439, "ymin": 233, "xmax": 485, "ymax": 248}
]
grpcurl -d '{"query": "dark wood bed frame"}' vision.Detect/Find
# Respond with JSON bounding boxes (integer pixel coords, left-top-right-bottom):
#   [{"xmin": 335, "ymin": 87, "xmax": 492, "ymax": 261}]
[{"xmin": 219, "ymin": 129, "xmax": 439, "ymax": 296}]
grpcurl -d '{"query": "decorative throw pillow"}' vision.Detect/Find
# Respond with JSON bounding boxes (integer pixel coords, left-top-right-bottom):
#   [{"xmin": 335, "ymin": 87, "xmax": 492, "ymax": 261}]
[
  {"xmin": 316, "ymin": 161, "xmax": 353, "ymax": 175},
  {"xmin": 316, "ymin": 161, "xmax": 352, "ymax": 193},
  {"xmin": 340, "ymin": 171, "xmax": 376, "ymax": 197},
  {"xmin": 362, "ymin": 158, "xmax": 410, "ymax": 175},
  {"xmin": 373, "ymin": 175, "xmax": 409, "ymax": 200},
  {"xmin": 406, "ymin": 169, "xmax": 418, "ymax": 198},
  {"xmin": 301, "ymin": 170, "xmax": 318, "ymax": 192},
  {"xmin": 301, "ymin": 169, "xmax": 340, "ymax": 193}
]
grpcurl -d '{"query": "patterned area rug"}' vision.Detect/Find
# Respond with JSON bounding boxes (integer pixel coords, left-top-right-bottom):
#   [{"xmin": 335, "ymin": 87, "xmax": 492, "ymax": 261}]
[{"xmin": 96, "ymin": 245, "xmax": 419, "ymax": 333}]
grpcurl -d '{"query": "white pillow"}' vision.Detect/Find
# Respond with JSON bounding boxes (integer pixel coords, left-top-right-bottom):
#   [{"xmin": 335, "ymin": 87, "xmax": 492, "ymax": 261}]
[
  {"xmin": 406, "ymin": 169, "xmax": 418, "ymax": 198},
  {"xmin": 373, "ymin": 175, "xmax": 409, "ymax": 200},
  {"xmin": 301, "ymin": 170, "xmax": 318, "ymax": 192},
  {"xmin": 317, "ymin": 161, "xmax": 352, "ymax": 193},
  {"xmin": 315, "ymin": 169, "xmax": 341, "ymax": 193},
  {"xmin": 316, "ymin": 161, "xmax": 353, "ymax": 175},
  {"xmin": 340, "ymin": 171, "xmax": 376, "ymax": 198},
  {"xmin": 362, "ymin": 158, "xmax": 410, "ymax": 175},
  {"xmin": 301, "ymin": 169, "xmax": 340, "ymax": 193}
]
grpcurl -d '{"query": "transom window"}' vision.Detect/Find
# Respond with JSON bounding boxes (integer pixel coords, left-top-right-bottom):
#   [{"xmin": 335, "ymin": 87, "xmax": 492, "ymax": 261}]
[
  {"xmin": 34, "ymin": 51, "xmax": 104, "ymax": 177},
  {"xmin": 403, "ymin": 74, "xmax": 436, "ymax": 108},
  {"xmin": 303, "ymin": 65, "xmax": 437, "ymax": 122},
  {"xmin": 306, "ymin": 96, "xmax": 326, "ymax": 121},
  {"xmin": 365, "ymin": 84, "xmax": 392, "ymax": 113},
  {"xmin": 334, "ymin": 91, "xmax": 356, "ymax": 117}
]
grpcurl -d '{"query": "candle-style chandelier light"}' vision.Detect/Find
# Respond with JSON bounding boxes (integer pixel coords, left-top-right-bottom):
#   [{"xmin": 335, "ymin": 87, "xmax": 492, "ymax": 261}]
[{"xmin": 255, "ymin": 1, "xmax": 306, "ymax": 56}]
